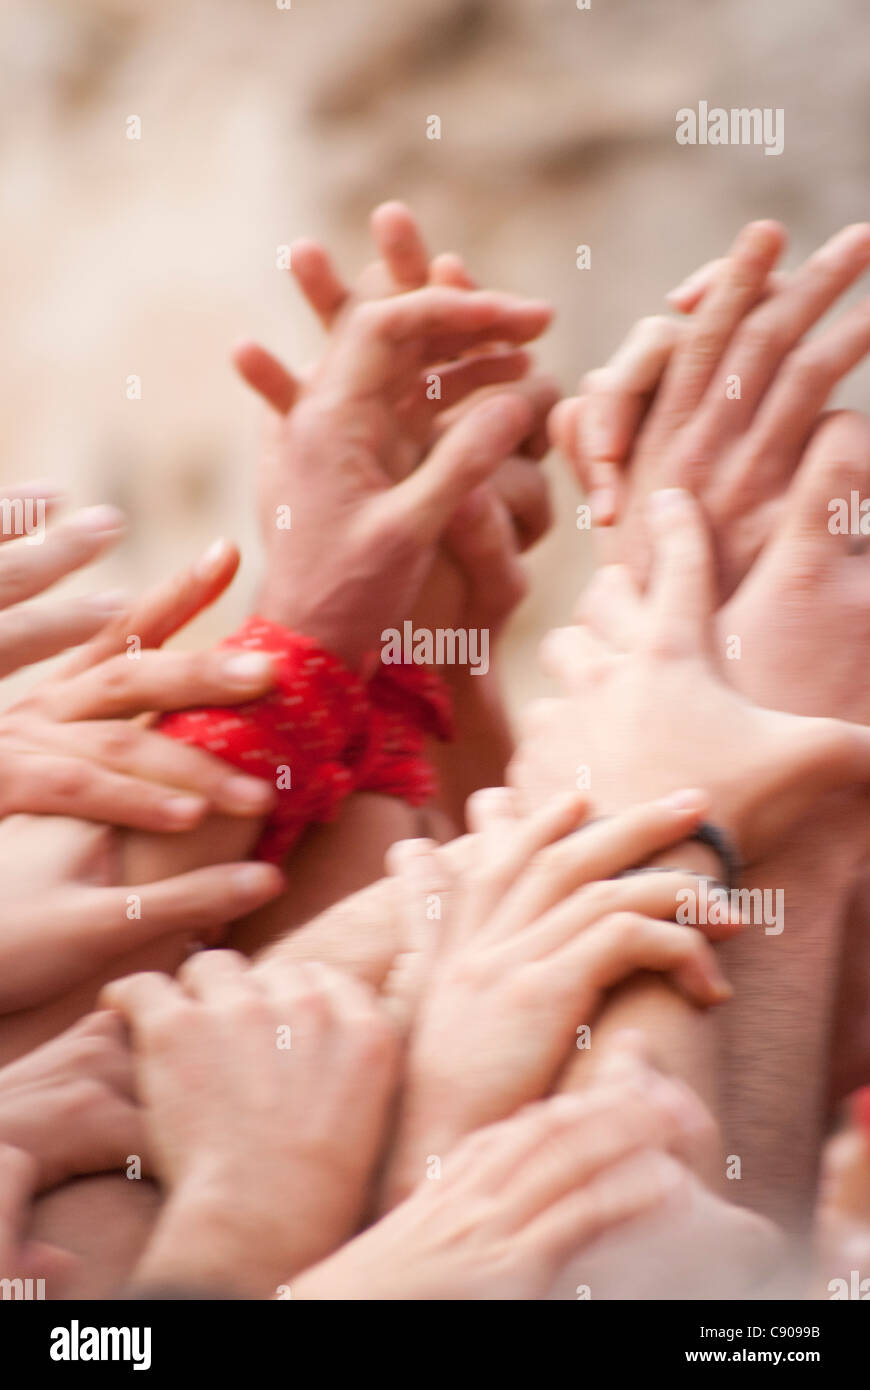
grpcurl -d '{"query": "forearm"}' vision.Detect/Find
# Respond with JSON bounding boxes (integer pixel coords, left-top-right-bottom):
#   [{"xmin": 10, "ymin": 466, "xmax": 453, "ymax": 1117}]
[
  {"xmin": 715, "ymin": 807, "xmax": 865, "ymax": 1231},
  {"xmin": 557, "ymin": 841, "xmax": 724, "ymax": 1189},
  {"xmin": 425, "ymin": 666, "xmax": 513, "ymax": 834}
]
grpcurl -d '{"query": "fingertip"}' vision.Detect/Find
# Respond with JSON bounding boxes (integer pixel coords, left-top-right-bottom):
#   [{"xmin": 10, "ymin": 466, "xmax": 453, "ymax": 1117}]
[
  {"xmin": 194, "ymin": 537, "xmax": 238, "ymax": 580},
  {"xmin": 370, "ymin": 199, "xmax": 412, "ymax": 230},
  {"xmin": 231, "ymin": 861, "xmax": 285, "ymax": 900},
  {"xmin": 656, "ymin": 787, "xmax": 710, "ymax": 816}
]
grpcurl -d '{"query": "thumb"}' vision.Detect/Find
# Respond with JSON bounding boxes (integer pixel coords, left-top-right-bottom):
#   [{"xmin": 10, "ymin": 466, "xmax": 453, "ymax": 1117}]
[
  {"xmin": 385, "ymin": 394, "xmax": 534, "ymax": 546},
  {"xmin": 646, "ymin": 488, "xmax": 714, "ymax": 655}
]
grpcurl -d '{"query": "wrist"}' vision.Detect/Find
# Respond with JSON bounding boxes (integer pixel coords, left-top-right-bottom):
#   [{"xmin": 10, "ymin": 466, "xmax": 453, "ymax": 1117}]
[
  {"xmin": 136, "ymin": 1184, "xmax": 286, "ymax": 1299},
  {"xmin": 254, "ymin": 580, "xmax": 368, "ymax": 671}
]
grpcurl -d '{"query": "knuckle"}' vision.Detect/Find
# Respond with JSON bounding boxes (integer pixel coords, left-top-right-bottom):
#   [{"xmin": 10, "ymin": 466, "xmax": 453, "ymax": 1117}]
[
  {"xmin": 644, "ymin": 1148, "xmax": 687, "ymax": 1194},
  {"xmin": 351, "ymin": 1010, "xmax": 398, "ymax": 1066},
  {"xmin": 45, "ymin": 761, "xmax": 91, "ymax": 800},
  {"xmin": 604, "ymin": 911, "xmax": 646, "ymax": 949},
  {"xmin": 99, "ymin": 725, "xmax": 137, "ymax": 761},
  {"xmin": 784, "ymin": 345, "xmax": 829, "ymax": 386},
  {"xmin": 578, "ymin": 879, "xmax": 618, "ymax": 917},
  {"xmin": 96, "ymin": 659, "xmax": 134, "ymax": 700},
  {"xmin": 734, "ymin": 315, "xmax": 787, "ymax": 363}
]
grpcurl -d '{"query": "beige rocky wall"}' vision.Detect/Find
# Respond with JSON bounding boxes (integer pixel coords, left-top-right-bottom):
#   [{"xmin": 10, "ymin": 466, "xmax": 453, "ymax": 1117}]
[{"xmin": 1, "ymin": 0, "xmax": 868, "ymax": 707}]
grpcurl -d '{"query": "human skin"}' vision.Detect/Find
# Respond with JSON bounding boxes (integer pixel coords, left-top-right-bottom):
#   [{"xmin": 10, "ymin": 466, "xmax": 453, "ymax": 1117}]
[
  {"xmin": 549, "ymin": 225, "xmax": 870, "ymax": 1224},
  {"xmin": 239, "ymin": 200, "xmax": 557, "ymax": 828},
  {"xmin": 812, "ymin": 1091, "xmax": 870, "ymax": 1297},
  {"xmin": 509, "ymin": 489, "xmax": 870, "ymax": 1225},
  {"xmin": 567, "ymin": 410, "xmax": 870, "ymax": 1206},
  {"xmin": 285, "ymin": 1065, "xmax": 775, "ymax": 1302},
  {"xmin": 553, "ymin": 219, "xmax": 870, "ymax": 595},
  {"xmin": 1, "ymin": 239, "xmax": 555, "ymax": 1289},
  {"xmin": 0, "ymin": 493, "xmax": 129, "ymax": 673},
  {"xmin": 0, "ymin": 1143, "xmax": 79, "ymax": 1298},
  {"xmin": 376, "ymin": 791, "xmax": 739, "ymax": 1211},
  {"xmin": 100, "ymin": 951, "xmax": 400, "ymax": 1299},
  {"xmin": 0, "ymin": 1011, "xmax": 143, "ymax": 1191},
  {"xmin": 25, "ymin": 219, "xmax": 867, "ymax": 1289}
]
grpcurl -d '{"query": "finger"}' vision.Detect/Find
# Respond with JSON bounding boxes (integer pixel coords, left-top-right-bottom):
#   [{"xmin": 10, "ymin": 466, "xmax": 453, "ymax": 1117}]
[
  {"xmin": 35, "ymin": 646, "xmax": 276, "ymax": 722},
  {"xmin": 481, "ymin": 793, "xmax": 711, "ymax": 945},
  {"xmin": 0, "ymin": 591, "xmax": 128, "ymax": 679},
  {"xmin": 418, "ymin": 348, "xmax": 531, "ymax": 415},
  {"xmin": 336, "ymin": 290, "xmax": 552, "ymax": 398},
  {"xmin": 552, "ymin": 394, "xmax": 622, "ymax": 527},
  {"xmin": 386, "ymin": 394, "xmax": 535, "ymax": 545},
  {"xmin": 0, "ymin": 748, "xmax": 210, "ymax": 830},
  {"xmin": 465, "ymin": 786, "xmax": 520, "ymax": 835},
  {"xmin": 653, "ymin": 220, "xmax": 786, "ymax": 423},
  {"xmin": 646, "ymin": 488, "xmax": 713, "ymax": 654},
  {"xmin": 698, "ymin": 222, "xmax": 870, "ymax": 445},
  {"xmin": 176, "ymin": 948, "xmax": 252, "ymax": 1003},
  {"xmin": 0, "ymin": 481, "xmax": 63, "ymax": 545},
  {"xmin": 572, "ymin": 563, "xmax": 643, "ymax": 649},
  {"xmin": 772, "ymin": 410, "xmax": 870, "ymax": 552},
  {"xmin": 386, "ymin": 837, "xmax": 455, "ymax": 967},
  {"xmin": 93, "ymin": 864, "xmax": 284, "ymax": 954},
  {"xmin": 488, "ymin": 456, "xmax": 552, "ymax": 549},
  {"xmin": 667, "ymin": 257, "xmax": 782, "ymax": 314},
  {"xmin": 433, "ymin": 371, "xmax": 558, "ymax": 456},
  {"xmin": 231, "ymin": 340, "xmax": 300, "ymax": 415},
  {"xmin": 666, "ymin": 258, "xmax": 728, "ymax": 312},
  {"xmin": 442, "ymin": 488, "xmax": 527, "ymax": 626},
  {"xmin": 734, "ymin": 294, "xmax": 870, "ymax": 491},
  {"xmin": 99, "ymin": 972, "xmax": 184, "ymax": 1030},
  {"xmin": 581, "ymin": 317, "xmax": 683, "ymax": 522},
  {"xmin": 289, "ymin": 238, "xmax": 350, "ymax": 328},
  {"xmin": 667, "ymin": 259, "xmax": 787, "ymax": 313},
  {"xmin": 69, "ymin": 1010, "xmax": 138, "ymax": 1099},
  {"xmin": 522, "ymin": 1146, "xmax": 689, "ymax": 1268},
  {"xmin": 542, "ymin": 914, "xmax": 733, "ymax": 1008},
  {"xmin": 0, "ymin": 1144, "xmax": 36, "ymax": 1235},
  {"xmin": 370, "ymin": 201, "xmax": 431, "ymax": 289},
  {"xmin": 57, "ymin": 537, "xmax": 241, "ymax": 675},
  {"xmin": 0, "ymin": 505, "xmax": 126, "ymax": 611},
  {"xmin": 537, "ymin": 623, "xmax": 614, "ymax": 686},
  {"xmin": 294, "ymin": 957, "xmax": 384, "ymax": 1029},
  {"xmin": 453, "ymin": 790, "xmax": 590, "ymax": 942},
  {"xmin": 37, "ymin": 720, "xmax": 274, "ymax": 819},
  {"xmin": 483, "ymin": 1080, "xmax": 705, "ymax": 1218},
  {"xmin": 428, "ymin": 252, "xmax": 478, "ymax": 291}
]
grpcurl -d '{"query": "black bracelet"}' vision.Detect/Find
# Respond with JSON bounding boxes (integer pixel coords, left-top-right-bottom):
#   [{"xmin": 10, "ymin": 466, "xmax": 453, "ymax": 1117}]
[{"xmin": 688, "ymin": 821, "xmax": 743, "ymax": 892}]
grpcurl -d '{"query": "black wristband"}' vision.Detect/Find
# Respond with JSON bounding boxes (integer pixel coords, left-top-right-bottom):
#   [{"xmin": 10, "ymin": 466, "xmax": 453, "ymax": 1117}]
[{"xmin": 688, "ymin": 821, "xmax": 743, "ymax": 892}]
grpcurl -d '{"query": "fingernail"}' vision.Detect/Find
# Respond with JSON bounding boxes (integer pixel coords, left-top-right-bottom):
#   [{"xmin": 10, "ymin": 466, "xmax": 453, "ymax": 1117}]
[
  {"xmin": 648, "ymin": 487, "xmax": 690, "ymax": 517},
  {"xmin": 711, "ymin": 977, "xmax": 734, "ymax": 1003},
  {"xmin": 162, "ymin": 795, "xmax": 207, "ymax": 826},
  {"xmin": 196, "ymin": 538, "xmax": 230, "ymax": 578},
  {"xmin": 223, "ymin": 776, "xmax": 273, "ymax": 813},
  {"xmin": 232, "ymin": 864, "xmax": 275, "ymax": 895},
  {"xmin": 84, "ymin": 589, "xmax": 129, "ymax": 616},
  {"xmin": 72, "ymin": 504, "xmax": 126, "ymax": 534},
  {"xmin": 221, "ymin": 652, "xmax": 274, "ymax": 685},
  {"xmin": 589, "ymin": 486, "xmax": 616, "ymax": 525},
  {"xmin": 659, "ymin": 788, "xmax": 707, "ymax": 812},
  {"xmin": 474, "ymin": 787, "xmax": 516, "ymax": 813}
]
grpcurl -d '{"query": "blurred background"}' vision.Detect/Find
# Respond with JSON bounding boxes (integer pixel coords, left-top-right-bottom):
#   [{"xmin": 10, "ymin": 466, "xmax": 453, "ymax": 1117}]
[{"xmin": 1, "ymin": 0, "xmax": 869, "ymax": 707}]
